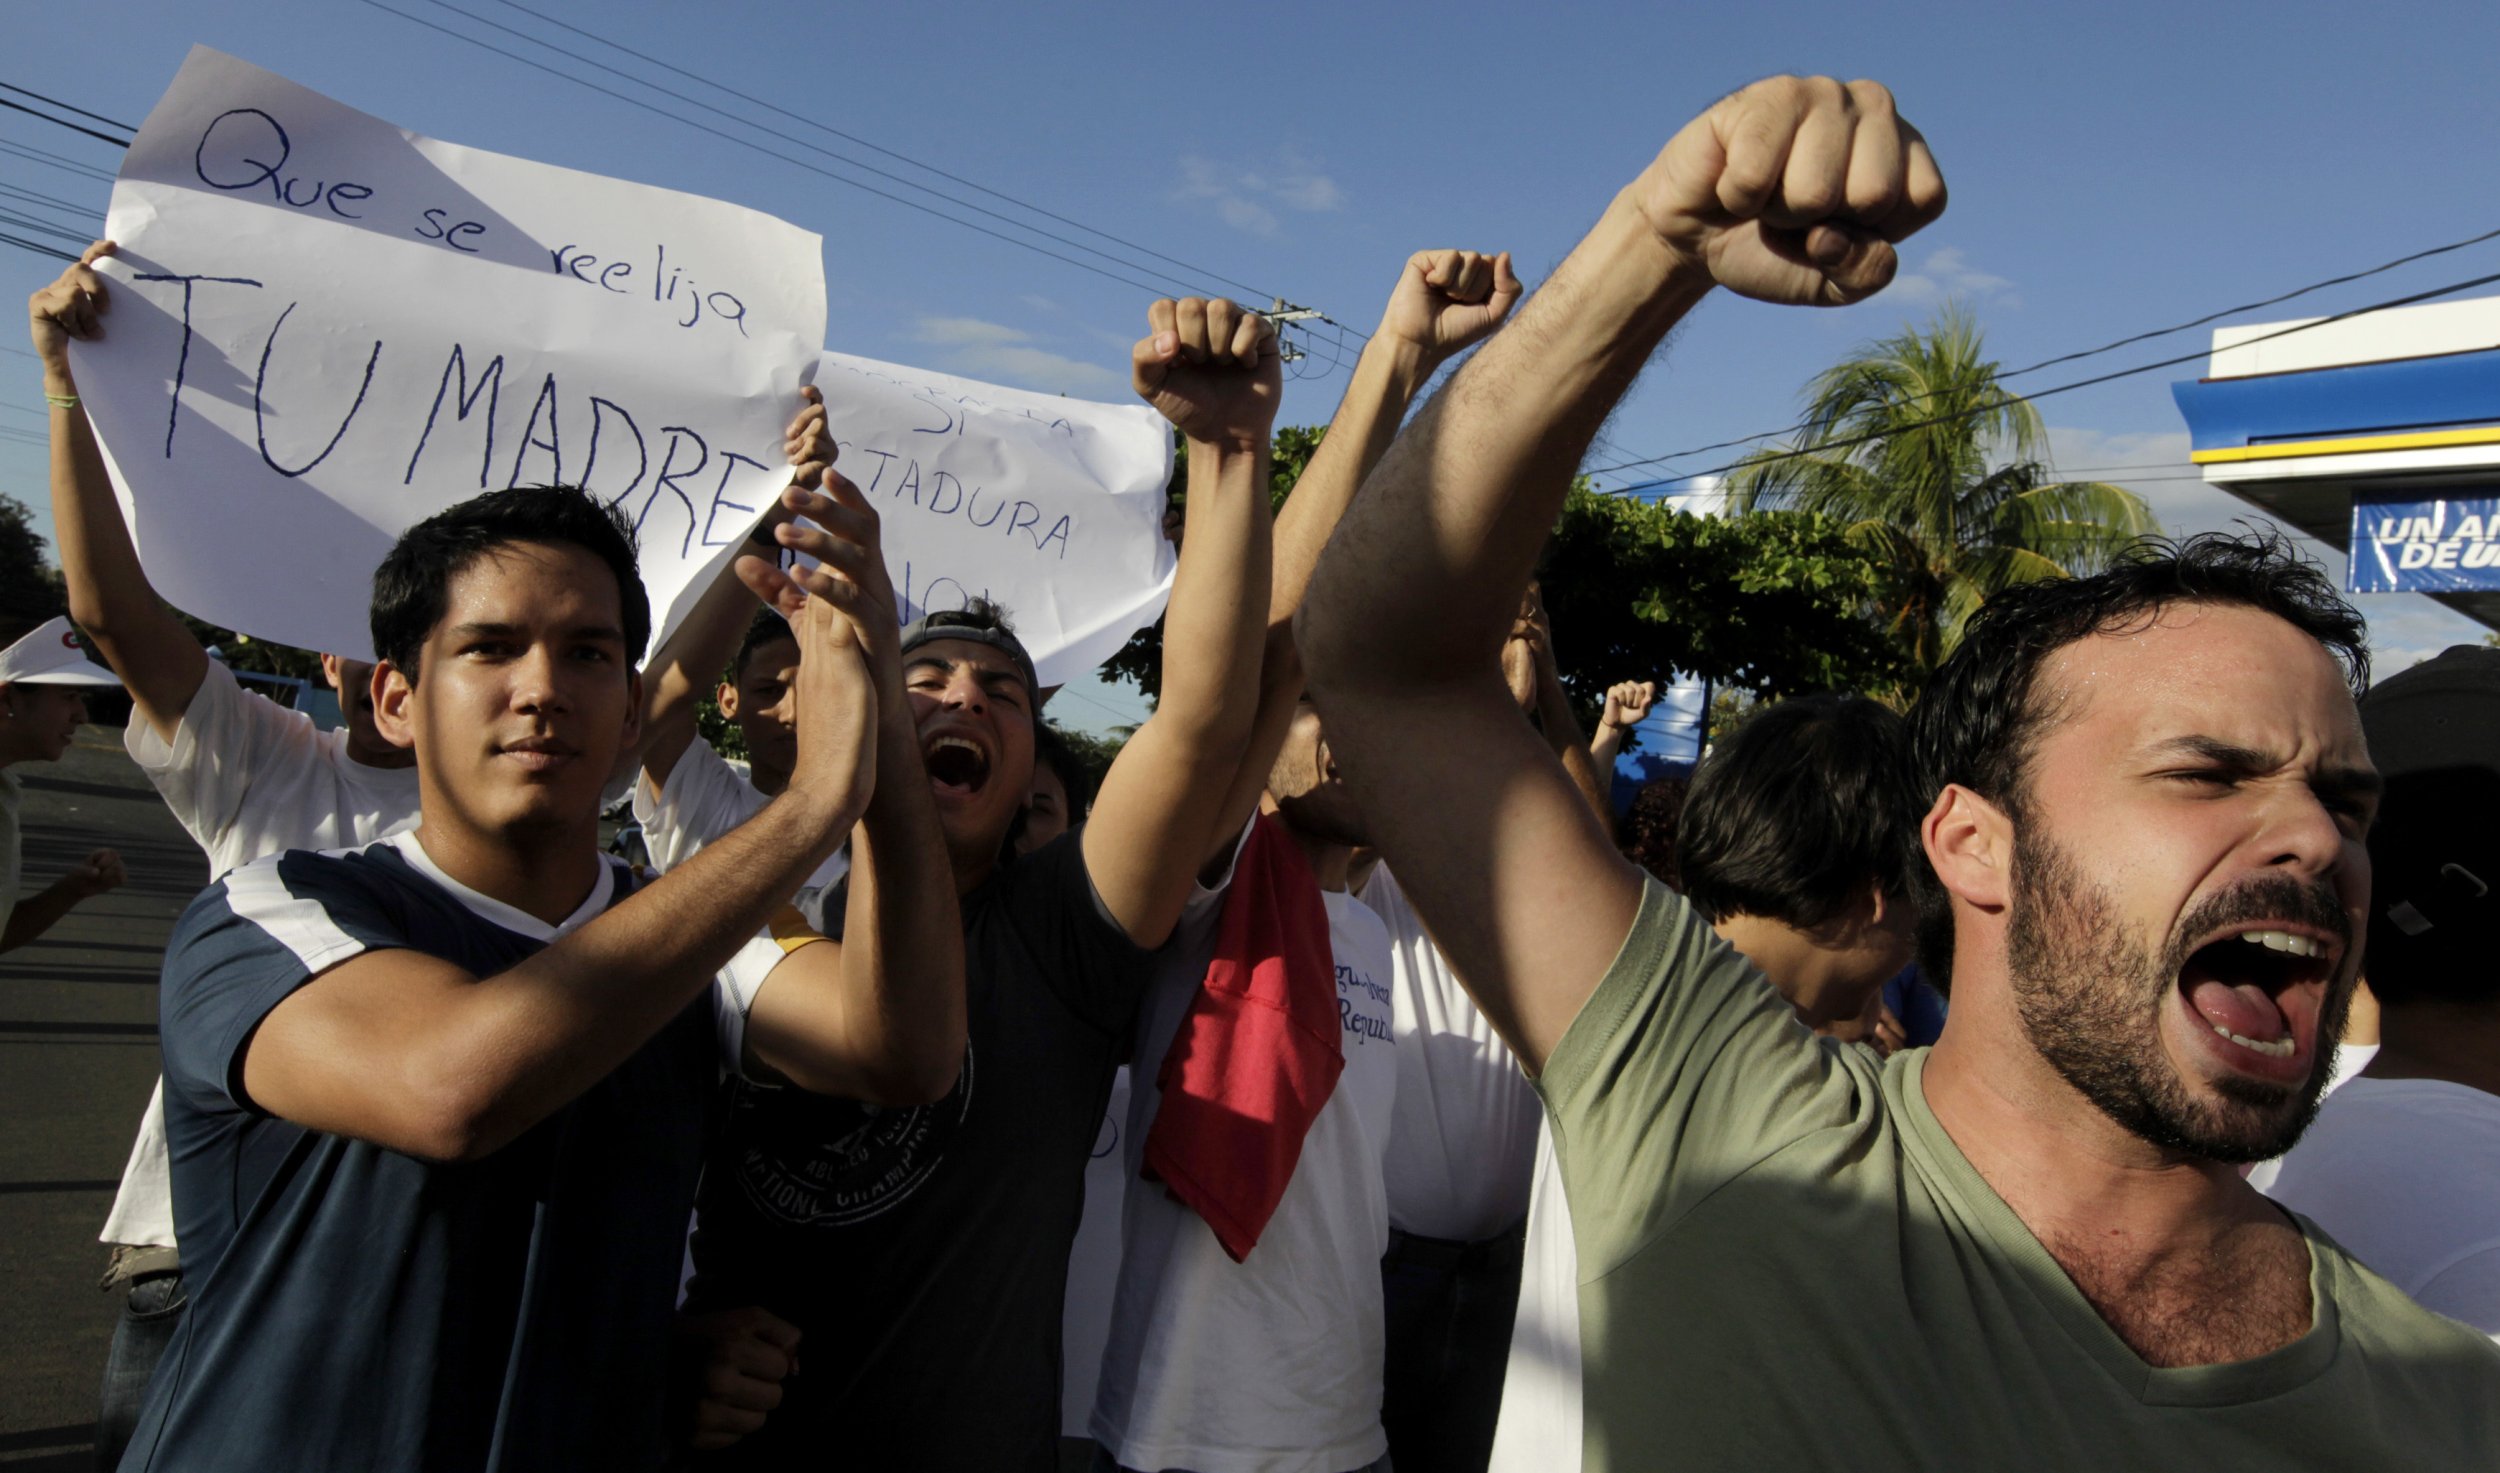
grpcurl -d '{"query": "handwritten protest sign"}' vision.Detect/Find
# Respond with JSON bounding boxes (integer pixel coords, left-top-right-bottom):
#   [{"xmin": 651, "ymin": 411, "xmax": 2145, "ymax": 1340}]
[
  {"xmin": 818, "ymin": 350, "xmax": 1174, "ymax": 689},
  {"xmin": 68, "ymin": 46, "xmax": 824, "ymax": 660}
]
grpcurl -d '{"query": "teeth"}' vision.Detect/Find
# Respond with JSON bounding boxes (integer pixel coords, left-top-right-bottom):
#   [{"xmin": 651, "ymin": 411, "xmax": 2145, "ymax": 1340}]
[
  {"xmin": 2236, "ymin": 929, "xmax": 2324, "ymax": 959},
  {"xmin": 2211, "ymin": 1021, "xmax": 2297, "ymax": 1058}
]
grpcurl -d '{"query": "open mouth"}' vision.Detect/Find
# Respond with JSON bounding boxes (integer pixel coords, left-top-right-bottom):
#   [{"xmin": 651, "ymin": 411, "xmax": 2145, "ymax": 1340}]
[
  {"xmin": 925, "ymin": 734, "xmax": 992, "ymax": 800},
  {"xmin": 2175, "ymin": 925, "xmax": 2335, "ymax": 1065}
]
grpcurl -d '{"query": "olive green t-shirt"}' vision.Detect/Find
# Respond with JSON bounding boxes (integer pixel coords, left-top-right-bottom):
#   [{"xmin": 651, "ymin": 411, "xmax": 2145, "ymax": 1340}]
[{"xmin": 1538, "ymin": 878, "xmax": 2500, "ymax": 1471}]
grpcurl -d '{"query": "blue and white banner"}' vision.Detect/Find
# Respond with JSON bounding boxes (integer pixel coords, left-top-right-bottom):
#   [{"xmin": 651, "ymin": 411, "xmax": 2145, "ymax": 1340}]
[{"xmin": 2348, "ymin": 491, "xmax": 2500, "ymax": 593}]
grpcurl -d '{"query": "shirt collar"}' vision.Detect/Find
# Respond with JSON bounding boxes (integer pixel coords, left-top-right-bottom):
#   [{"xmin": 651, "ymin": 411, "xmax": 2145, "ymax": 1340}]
[{"xmin": 386, "ymin": 829, "xmax": 616, "ymax": 941}]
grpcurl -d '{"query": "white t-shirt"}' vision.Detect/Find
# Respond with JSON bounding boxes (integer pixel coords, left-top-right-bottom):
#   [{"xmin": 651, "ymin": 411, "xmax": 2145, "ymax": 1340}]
[
  {"xmin": 2243, "ymin": 1040, "xmax": 2379, "ymax": 1193},
  {"xmin": 1360, "ymin": 863, "xmax": 1540, "ymax": 1242},
  {"xmin": 103, "ymin": 661, "xmax": 426, "ymax": 1249},
  {"xmin": 2263, "ymin": 1076, "xmax": 2500, "ymax": 1339},
  {"xmin": 1091, "ymin": 883, "xmax": 1400, "ymax": 1473},
  {"xmin": 1061, "ymin": 1065, "xmax": 1133, "ymax": 1437},
  {"xmin": 636, "ymin": 736, "xmax": 847, "ymax": 891},
  {"xmin": 1487, "ymin": 1117, "xmax": 1581, "ymax": 1473}
]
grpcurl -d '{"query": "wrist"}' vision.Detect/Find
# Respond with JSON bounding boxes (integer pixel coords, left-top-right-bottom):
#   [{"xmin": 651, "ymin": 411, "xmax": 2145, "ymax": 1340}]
[
  {"xmin": 41, "ymin": 368, "xmax": 77, "ymax": 401},
  {"xmin": 1186, "ymin": 431, "xmax": 1269, "ymax": 459},
  {"xmin": 1359, "ymin": 335, "xmax": 1437, "ymax": 396},
  {"xmin": 1592, "ymin": 192, "xmax": 1717, "ymax": 325}
]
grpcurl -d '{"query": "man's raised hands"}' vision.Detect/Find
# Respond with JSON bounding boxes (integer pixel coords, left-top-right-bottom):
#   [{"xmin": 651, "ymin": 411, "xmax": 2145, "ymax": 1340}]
[
  {"xmin": 1132, "ymin": 297, "xmax": 1281, "ymax": 449},
  {"xmin": 1377, "ymin": 249, "xmax": 1522, "ymax": 364},
  {"xmin": 1630, "ymin": 76, "xmax": 1945, "ymax": 308}
]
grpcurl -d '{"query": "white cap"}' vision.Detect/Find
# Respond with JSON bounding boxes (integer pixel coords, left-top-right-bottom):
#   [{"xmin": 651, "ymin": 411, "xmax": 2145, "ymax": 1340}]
[{"xmin": 0, "ymin": 616, "xmax": 123, "ymax": 687}]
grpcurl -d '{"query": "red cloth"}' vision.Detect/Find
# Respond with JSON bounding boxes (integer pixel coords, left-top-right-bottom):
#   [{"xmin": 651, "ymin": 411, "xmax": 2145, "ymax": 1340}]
[{"xmin": 1141, "ymin": 813, "xmax": 1345, "ymax": 1263}]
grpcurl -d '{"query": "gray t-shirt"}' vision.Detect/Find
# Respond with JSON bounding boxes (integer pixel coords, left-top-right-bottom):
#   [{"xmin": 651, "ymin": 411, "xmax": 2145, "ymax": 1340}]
[{"xmin": 1540, "ymin": 877, "xmax": 2500, "ymax": 1471}]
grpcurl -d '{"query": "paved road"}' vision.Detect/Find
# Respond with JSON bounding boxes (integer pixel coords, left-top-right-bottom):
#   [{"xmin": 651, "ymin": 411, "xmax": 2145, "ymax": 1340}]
[{"xmin": 1, "ymin": 733, "xmax": 205, "ymax": 1469}]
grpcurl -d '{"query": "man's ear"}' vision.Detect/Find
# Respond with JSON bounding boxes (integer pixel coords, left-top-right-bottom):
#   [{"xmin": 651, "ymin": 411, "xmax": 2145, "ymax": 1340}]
[
  {"xmin": 1923, "ymin": 783, "xmax": 2014, "ymax": 917},
  {"xmin": 317, "ymin": 652, "xmax": 348, "ymax": 694},
  {"xmin": 715, "ymin": 681, "xmax": 741, "ymax": 719},
  {"xmin": 371, "ymin": 661, "xmax": 418, "ymax": 750},
  {"xmin": 622, "ymin": 669, "xmax": 644, "ymax": 751}
]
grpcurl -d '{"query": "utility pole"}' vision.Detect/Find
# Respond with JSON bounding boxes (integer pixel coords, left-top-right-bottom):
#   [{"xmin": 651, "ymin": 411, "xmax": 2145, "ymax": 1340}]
[{"xmin": 1255, "ymin": 298, "xmax": 1327, "ymax": 364}]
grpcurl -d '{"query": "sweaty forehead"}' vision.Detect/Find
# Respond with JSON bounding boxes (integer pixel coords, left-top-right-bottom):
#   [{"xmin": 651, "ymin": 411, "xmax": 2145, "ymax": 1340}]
[
  {"xmin": 442, "ymin": 542, "xmax": 622, "ymax": 626},
  {"xmin": 908, "ymin": 637, "xmax": 1026, "ymax": 685},
  {"xmin": 2031, "ymin": 602, "xmax": 2364, "ymax": 765}
]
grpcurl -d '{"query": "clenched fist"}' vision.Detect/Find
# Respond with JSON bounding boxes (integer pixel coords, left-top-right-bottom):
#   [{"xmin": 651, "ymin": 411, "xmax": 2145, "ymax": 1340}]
[
  {"xmin": 1132, "ymin": 297, "xmax": 1281, "ymax": 450},
  {"xmin": 1377, "ymin": 249, "xmax": 1523, "ymax": 365},
  {"xmin": 1628, "ymin": 76, "xmax": 1944, "ymax": 307}
]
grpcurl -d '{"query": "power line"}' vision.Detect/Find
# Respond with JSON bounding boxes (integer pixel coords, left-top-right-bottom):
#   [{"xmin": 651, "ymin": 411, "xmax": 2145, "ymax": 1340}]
[
  {"xmin": 1586, "ymin": 223, "xmax": 2500, "ymax": 480},
  {"xmin": 0, "ymin": 136, "xmax": 117, "ymax": 183},
  {"xmin": 355, "ymin": 0, "xmax": 1198, "ymax": 303},
  {"xmin": 481, "ymin": 0, "xmax": 1280, "ymax": 305},
  {"xmin": 408, "ymin": 0, "xmax": 1216, "ymax": 301},
  {"xmin": 0, "ymin": 96, "xmax": 129, "ymax": 149},
  {"xmin": 0, "ymin": 178, "xmax": 101, "ymax": 222},
  {"xmin": 0, "ymin": 206, "xmax": 89, "ymax": 248},
  {"xmin": 0, "ymin": 229, "xmax": 76, "ymax": 262},
  {"xmin": 0, "ymin": 82, "xmax": 136, "ymax": 135},
  {"xmin": 1635, "ymin": 265, "xmax": 2500, "ymax": 494}
]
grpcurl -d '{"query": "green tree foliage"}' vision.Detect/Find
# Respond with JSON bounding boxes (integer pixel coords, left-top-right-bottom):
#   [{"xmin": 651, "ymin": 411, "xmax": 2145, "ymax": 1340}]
[
  {"xmin": 1537, "ymin": 488, "xmax": 1919, "ymax": 709},
  {"xmin": 1727, "ymin": 306, "xmax": 2154, "ymax": 670},
  {"xmin": 0, "ymin": 493, "xmax": 66, "ymax": 638}
]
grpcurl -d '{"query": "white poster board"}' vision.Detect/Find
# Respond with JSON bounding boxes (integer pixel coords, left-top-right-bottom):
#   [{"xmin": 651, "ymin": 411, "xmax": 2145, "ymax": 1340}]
[
  {"xmin": 67, "ymin": 46, "xmax": 825, "ymax": 661},
  {"xmin": 818, "ymin": 350, "xmax": 1174, "ymax": 689}
]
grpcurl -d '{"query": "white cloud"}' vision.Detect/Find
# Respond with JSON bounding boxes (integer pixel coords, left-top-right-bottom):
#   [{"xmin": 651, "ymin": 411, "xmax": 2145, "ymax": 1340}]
[
  {"xmin": 1174, "ymin": 149, "xmax": 1345, "ymax": 237},
  {"xmin": 1890, "ymin": 247, "xmax": 2019, "ymax": 308},
  {"xmin": 913, "ymin": 316, "xmax": 1030, "ymax": 348},
  {"xmin": 908, "ymin": 316, "xmax": 1125, "ymax": 397},
  {"xmin": 2043, "ymin": 423, "xmax": 2495, "ymax": 668}
]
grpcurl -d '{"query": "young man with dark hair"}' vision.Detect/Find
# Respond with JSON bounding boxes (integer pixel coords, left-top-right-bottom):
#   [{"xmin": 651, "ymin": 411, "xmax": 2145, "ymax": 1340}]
[
  {"xmin": 635, "ymin": 388, "xmax": 849, "ymax": 893},
  {"xmin": 1089, "ymin": 249, "xmax": 1522, "ymax": 1473},
  {"xmin": 1677, "ymin": 692, "xmax": 1919, "ymax": 1040},
  {"xmin": 679, "ymin": 300, "xmax": 1283, "ymax": 1472},
  {"xmin": 1298, "ymin": 76, "xmax": 2500, "ymax": 1468},
  {"xmin": 2264, "ymin": 643, "xmax": 2500, "ymax": 1336},
  {"xmin": 125, "ymin": 483, "xmax": 964, "ymax": 1472}
]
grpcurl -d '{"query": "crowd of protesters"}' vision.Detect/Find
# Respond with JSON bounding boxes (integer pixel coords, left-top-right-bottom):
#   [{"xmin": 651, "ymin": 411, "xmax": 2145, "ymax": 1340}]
[{"xmin": 10, "ymin": 73, "xmax": 2498, "ymax": 1473}]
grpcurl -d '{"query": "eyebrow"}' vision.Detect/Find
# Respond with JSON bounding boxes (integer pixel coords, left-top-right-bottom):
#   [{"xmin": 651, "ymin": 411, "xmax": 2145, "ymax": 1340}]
[
  {"xmin": 445, "ymin": 621, "xmax": 626, "ymax": 644},
  {"xmin": 2147, "ymin": 734, "xmax": 2383, "ymax": 802},
  {"xmin": 906, "ymin": 655, "xmax": 1029, "ymax": 693}
]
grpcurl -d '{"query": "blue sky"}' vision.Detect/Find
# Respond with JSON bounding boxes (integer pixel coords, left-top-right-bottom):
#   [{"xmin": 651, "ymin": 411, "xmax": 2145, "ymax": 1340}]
[{"xmin": 6, "ymin": 0, "xmax": 2497, "ymax": 731}]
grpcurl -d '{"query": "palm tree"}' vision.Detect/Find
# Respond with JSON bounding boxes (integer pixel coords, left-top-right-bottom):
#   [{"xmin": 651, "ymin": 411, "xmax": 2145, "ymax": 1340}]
[{"xmin": 1727, "ymin": 306, "xmax": 2153, "ymax": 671}]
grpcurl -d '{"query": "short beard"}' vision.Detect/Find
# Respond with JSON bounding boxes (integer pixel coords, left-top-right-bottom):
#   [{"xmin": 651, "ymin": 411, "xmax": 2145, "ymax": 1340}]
[{"xmin": 2004, "ymin": 828, "xmax": 2352, "ymax": 1165}]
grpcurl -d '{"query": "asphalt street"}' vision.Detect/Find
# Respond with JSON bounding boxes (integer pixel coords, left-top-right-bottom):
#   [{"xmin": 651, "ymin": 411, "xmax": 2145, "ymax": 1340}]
[{"xmin": 2, "ymin": 733, "xmax": 205, "ymax": 1469}]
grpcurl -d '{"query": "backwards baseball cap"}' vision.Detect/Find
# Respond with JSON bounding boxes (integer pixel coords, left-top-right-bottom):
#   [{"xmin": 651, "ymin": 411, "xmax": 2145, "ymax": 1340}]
[
  {"xmin": 0, "ymin": 616, "xmax": 122, "ymax": 688},
  {"xmin": 2357, "ymin": 643, "xmax": 2500, "ymax": 1001},
  {"xmin": 897, "ymin": 603, "xmax": 1038, "ymax": 703}
]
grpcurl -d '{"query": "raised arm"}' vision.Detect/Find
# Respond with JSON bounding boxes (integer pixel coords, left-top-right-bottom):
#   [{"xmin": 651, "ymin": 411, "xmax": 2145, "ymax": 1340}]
[
  {"xmin": 32, "ymin": 241, "xmax": 207, "ymax": 742},
  {"xmin": 631, "ymin": 388, "xmax": 822, "ymax": 792},
  {"xmin": 0, "ymin": 849, "xmax": 124, "ymax": 953},
  {"xmin": 1081, "ymin": 300, "xmax": 1279, "ymax": 948},
  {"xmin": 1297, "ymin": 79, "xmax": 1944, "ymax": 1070},
  {"xmin": 732, "ymin": 471, "xmax": 966, "ymax": 1103},
  {"xmin": 1587, "ymin": 680, "xmax": 1659, "ymax": 772},
  {"xmin": 238, "ymin": 581, "xmax": 884, "ymax": 1161},
  {"xmin": 1201, "ymin": 251, "xmax": 1521, "ymax": 853}
]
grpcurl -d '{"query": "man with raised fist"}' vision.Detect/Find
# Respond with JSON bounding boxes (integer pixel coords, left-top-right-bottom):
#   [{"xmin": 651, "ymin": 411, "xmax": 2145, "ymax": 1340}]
[{"xmin": 1300, "ymin": 77, "xmax": 2500, "ymax": 1469}]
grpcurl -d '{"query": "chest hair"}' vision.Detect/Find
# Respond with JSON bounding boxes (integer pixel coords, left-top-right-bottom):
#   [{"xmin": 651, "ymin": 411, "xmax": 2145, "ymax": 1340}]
[{"xmin": 2044, "ymin": 1220, "xmax": 2314, "ymax": 1368}]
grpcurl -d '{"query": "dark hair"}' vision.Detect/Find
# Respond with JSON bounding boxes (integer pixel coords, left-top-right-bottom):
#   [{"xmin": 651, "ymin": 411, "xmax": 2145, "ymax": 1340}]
[
  {"xmin": 1676, "ymin": 694, "xmax": 1919, "ymax": 929},
  {"xmin": 1906, "ymin": 530, "xmax": 2369, "ymax": 980},
  {"xmin": 370, "ymin": 486, "xmax": 648, "ymax": 679},
  {"xmin": 2355, "ymin": 646, "xmax": 2500, "ymax": 1009},
  {"xmin": 1621, "ymin": 775, "xmax": 1691, "ymax": 890},
  {"xmin": 731, "ymin": 607, "xmax": 799, "ymax": 682},
  {"xmin": 1032, "ymin": 722, "xmax": 1098, "ymax": 815}
]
